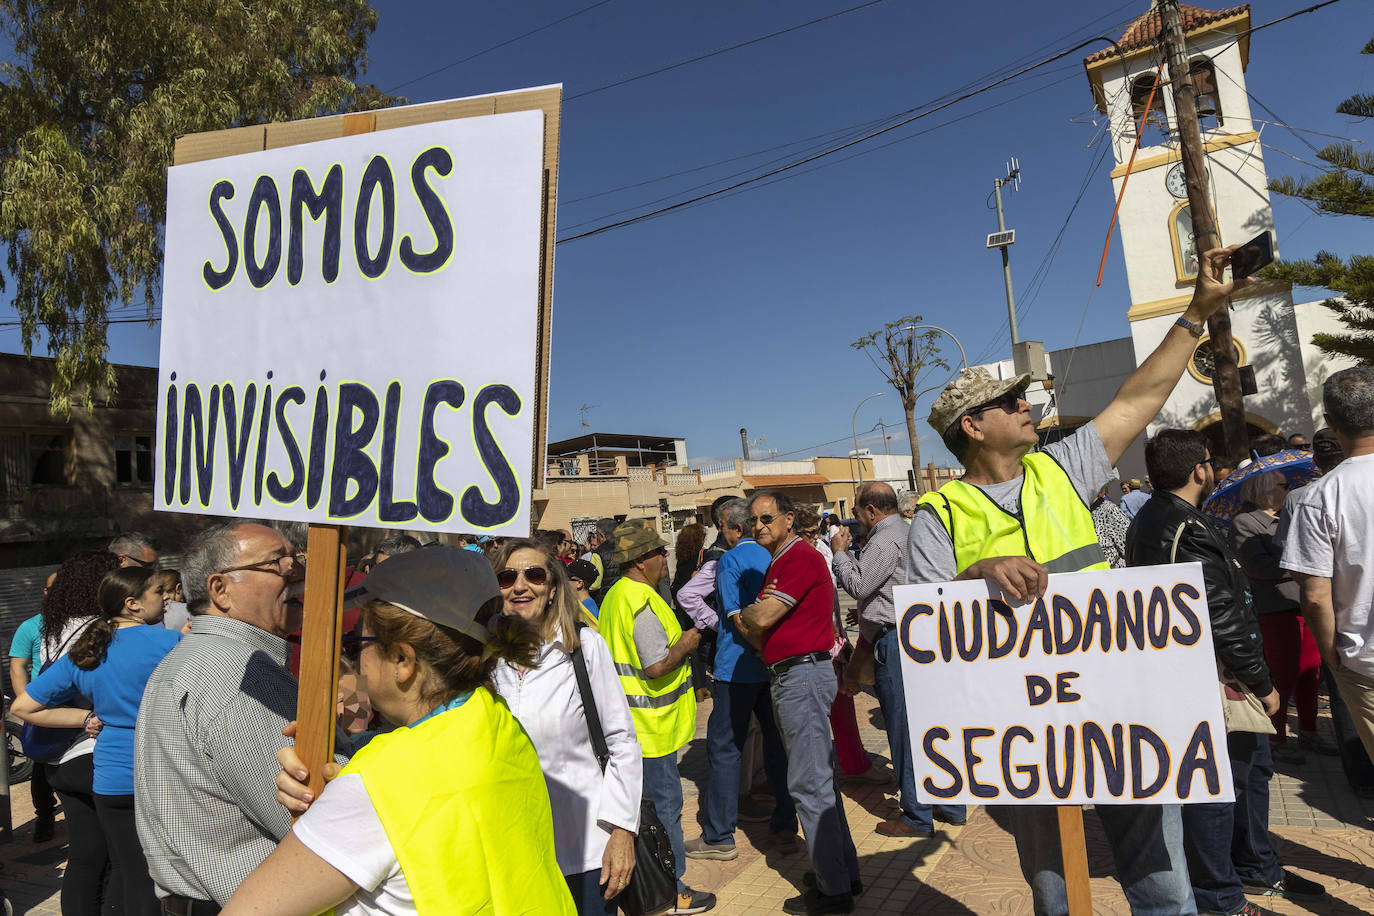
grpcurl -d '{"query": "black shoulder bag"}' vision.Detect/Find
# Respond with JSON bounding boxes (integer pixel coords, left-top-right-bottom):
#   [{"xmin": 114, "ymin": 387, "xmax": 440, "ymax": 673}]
[{"xmin": 569, "ymin": 642, "xmax": 677, "ymax": 916}]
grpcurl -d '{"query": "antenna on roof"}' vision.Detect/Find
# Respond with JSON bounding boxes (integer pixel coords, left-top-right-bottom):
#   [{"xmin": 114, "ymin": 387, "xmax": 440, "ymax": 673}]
[{"xmin": 579, "ymin": 403, "xmax": 600, "ymax": 430}]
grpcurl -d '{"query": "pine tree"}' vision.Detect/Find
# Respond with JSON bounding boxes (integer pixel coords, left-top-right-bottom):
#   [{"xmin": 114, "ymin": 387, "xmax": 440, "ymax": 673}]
[
  {"xmin": 0, "ymin": 0, "xmax": 396, "ymax": 413},
  {"xmin": 1265, "ymin": 37, "xmax": 1374, "ymax": 364}
]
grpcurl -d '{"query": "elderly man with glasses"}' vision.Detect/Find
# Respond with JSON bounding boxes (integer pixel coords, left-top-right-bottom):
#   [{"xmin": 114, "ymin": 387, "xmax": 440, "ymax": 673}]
[
  {"xmin": 134, "ymin": 522, "xmax": 348, "ymax": 913},
  {"xmin": 740, "ymin": 491, "xmax": 860, "ymax": 915}
]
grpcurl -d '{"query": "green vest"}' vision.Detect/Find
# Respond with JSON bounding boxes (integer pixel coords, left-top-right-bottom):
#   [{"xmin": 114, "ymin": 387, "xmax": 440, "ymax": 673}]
[
  {"xmin": 917, "ymin": 451, "xmax": 1108, "ymax": 576},
  {"xmin": 338, "ymin": 688, "xmax": 575, "ymax": 915},
  {"xmin": 598, "ymin": 577, "xmax": 697, "ymax": 758}
]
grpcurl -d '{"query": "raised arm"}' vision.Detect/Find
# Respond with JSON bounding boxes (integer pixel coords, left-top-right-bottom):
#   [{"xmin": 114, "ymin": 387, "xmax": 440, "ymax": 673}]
[{"xmin": 1095, "ymin": 246, "xmax": 1249, "ymax": 466}]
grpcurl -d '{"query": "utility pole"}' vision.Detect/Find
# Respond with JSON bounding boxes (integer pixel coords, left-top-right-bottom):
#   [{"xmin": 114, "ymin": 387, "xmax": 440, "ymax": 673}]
[
  {"xmin": 991, "ymin": 159, "xmax": 1021, "ymax": 347},
  {"xmin": 1158, "ymin": 0, "xmax": 1248, "ymax": 462}
]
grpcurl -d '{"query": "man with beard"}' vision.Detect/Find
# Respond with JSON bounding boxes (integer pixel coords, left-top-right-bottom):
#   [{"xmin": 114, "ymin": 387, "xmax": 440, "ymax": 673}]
[{"xmin": 1127, "ymin": 430, "xmax": 1324, "ymax": 914}]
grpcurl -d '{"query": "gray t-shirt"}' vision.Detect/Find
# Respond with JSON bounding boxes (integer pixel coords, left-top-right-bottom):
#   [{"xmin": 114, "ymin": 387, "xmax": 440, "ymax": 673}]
[
  {"xmin": 906, "ymin": 422, "xmax": 1117, "ymax": 584},
  {"xmin": 633, "ymin": 609, "xmax": 671, "ymax": 668}
]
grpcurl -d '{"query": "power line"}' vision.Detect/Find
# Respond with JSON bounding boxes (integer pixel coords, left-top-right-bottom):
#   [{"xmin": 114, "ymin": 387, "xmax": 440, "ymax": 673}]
[
  {"xmin": 564, "ymin": 0, "xmax": 895, "ymax": 102},
  {"xmin": 383, "ymin": 0, "xmax": 619, "ymax": 95}
]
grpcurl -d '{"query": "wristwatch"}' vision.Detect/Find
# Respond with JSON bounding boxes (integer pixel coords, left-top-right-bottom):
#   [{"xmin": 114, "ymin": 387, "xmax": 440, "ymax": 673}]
[{"xmin": 1175, "ymin": 316, "xmax": 1205, "ymax": 338}]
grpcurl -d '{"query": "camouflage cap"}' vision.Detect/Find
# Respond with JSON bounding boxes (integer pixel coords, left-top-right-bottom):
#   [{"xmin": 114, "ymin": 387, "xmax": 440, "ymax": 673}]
[
  {"xmin": 927, "ymin": 366, "xmax": 1031, "ymax": 436},
  {"xmin": 612, "ymin": 518, "xmax": 668, "ymax": 565}
]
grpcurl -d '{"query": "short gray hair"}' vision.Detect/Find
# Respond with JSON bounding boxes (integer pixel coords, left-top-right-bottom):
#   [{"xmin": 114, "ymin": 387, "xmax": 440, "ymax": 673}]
[
  {"xmin": 899, "ymin": 491, "xmax": 918, "ymax": 514},
  {"xmin": 377, "ymin": 534, "xmax": 421, "ymax": 556},
  {"xmin": 109, "ymin": 532, "xmax": 158, "ymax": 558},
  {"xmin": 720, "ymin": 498, "xmax": 750, "ymax": 533},
  {"xmin": 180, "ymin": 523, "xmax": 245, "ymax": 604},
  {"xmin": 1323, "ymin": 366, "xmax": 1374, "ymax": 438}
]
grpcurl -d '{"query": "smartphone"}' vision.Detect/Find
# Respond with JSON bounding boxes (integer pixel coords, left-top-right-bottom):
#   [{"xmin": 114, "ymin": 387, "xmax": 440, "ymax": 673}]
[{"xmin": 1230, "ymin": 231, "xmax": 1274, "ymax": 280}]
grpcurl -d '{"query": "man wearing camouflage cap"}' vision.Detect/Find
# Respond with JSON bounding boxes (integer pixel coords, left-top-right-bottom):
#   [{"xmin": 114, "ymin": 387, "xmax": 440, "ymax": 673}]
[
  {"xmin": 598, "ymin": 518, "xmax": 715, "ymax": 914},
  {"xmin": 907, "ymin": 246, "xmax": 1253, "ymax": 916}
]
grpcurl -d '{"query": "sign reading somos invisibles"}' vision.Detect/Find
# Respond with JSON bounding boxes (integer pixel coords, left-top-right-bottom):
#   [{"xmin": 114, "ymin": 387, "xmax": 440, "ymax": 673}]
[
  {"xmin": 896, "ymin": 564, "xmax": 1235, "ymax": 806},
  {"xmin": 155, "ymin": 108, "xmax": 546, "ymax": 535}
]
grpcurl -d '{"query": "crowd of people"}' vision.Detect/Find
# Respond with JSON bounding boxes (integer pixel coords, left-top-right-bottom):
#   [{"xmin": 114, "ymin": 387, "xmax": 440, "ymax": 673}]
[{"xmin": 3, "ymin": 244, "xmax": 1373, "ymax": 916}]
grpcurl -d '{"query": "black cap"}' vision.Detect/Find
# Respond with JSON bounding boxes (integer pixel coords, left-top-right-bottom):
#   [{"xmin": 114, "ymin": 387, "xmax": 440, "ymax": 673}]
[
  {"xmin": 361, "ymin": 547, "xmax": 497, "ymax": 644},
  {"xmin": 566, "ymin": 559, "xmax": 597, "ymax": 586}
]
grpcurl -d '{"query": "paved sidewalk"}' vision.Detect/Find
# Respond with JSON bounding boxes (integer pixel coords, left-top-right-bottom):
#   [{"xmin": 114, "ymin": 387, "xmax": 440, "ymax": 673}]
[{"xmin": 3, "ymin": 692, "xmax": 1371, "ymax": 914}]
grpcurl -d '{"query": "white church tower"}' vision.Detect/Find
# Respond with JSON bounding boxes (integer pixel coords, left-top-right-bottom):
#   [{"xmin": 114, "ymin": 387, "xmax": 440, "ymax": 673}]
[{"xmin": 1084, "ymin": 2, "xmax": 1319, "ymax": 445}]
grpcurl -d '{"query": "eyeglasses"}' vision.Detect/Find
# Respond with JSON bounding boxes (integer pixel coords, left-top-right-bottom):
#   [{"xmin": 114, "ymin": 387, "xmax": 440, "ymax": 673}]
[
  {"xmin": 801, "ymin": 527, "xmax": 819, "ymax": 538},
  {"xmin": 497, "ymin": 565, "xmax": 549, "ymax": 589},
  {"xmin": 972, "ymin": 390, "xmax": 1023, "ymax": 417},
  {"xmin": 749, "ymin": 514, "xmax": 785, "ymax": 527},
  {"xmin": 342, "ymin": 634, "xmax": 379, "ymax": 661},
  {"xmin": 219, "ymin": 553, "xmax": 306, "ymax": 578},
  {"xmin": 1203, "ymin": 456, "xmax": 1226, "ymax": 470},
  {"xmin": 638, "ymin": 547, "xmax": 668, "ymax": 560},
  {"xmin": 122, "ymin": 554, "xmax": 156, "ymax": 569}
]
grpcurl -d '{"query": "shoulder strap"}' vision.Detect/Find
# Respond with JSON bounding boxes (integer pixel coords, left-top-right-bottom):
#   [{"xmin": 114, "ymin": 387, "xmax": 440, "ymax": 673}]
[
  {"xmin": 569, "ymin": 642, "xmax": 610, "ymax": 773},
  {"xmin": 42, "ymin": 618, "xmax": 93, "ymax": 672}
]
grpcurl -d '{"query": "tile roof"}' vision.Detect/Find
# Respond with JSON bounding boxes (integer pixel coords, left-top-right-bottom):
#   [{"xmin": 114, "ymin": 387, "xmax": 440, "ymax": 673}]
[{"xmin": 1084, "ymin": 4, "xmax": 1249, "ymax": 64}]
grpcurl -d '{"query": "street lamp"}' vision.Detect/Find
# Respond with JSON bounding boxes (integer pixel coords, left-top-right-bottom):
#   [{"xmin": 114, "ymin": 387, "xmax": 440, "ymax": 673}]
[
  {"xmin": 899, "ymin": 324, "xmax": 968, "ymax": 371},
  {"xmin": 851, "ymin": 392, "xmax": 885, "ymax": 505}
]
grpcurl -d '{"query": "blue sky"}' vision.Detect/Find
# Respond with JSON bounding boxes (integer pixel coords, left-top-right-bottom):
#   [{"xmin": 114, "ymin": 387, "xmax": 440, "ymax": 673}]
[{"xmin": 3, "ymin": 0, "xmax": 1369, "ymax": 467}]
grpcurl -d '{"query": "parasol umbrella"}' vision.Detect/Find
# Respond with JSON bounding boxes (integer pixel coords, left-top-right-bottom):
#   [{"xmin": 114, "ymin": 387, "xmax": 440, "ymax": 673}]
[{"xmin": 1203, "ymin": 448, "xmax": 1320, "ymax": 525}]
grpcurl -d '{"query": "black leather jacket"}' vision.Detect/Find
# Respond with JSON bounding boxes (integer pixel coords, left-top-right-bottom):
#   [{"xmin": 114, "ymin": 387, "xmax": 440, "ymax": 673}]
[{"xmin": 1125, "ymin": 491, "xmax": 1274, "ymax": 697}]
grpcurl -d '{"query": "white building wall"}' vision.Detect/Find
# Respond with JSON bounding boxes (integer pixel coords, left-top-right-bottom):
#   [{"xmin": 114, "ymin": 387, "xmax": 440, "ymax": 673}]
[{"xmin": 1293, "ymin": 298, "xmax": 1361, "ymax": 432}]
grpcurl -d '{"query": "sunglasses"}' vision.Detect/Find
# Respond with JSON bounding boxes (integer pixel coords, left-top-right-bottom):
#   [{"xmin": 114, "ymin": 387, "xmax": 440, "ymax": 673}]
[
  {"xmin": 748, "ymin": 514, "xmax": 784, "ymax": 527},
  {"xmin": 801, "ymin": 527, "xmax": 819, "ymax": 538},
  {"xmin": 972, "ymin": 390, "xmax": 1023, "ymax": 416},
  {"xmin": 342, "ymin": 634, "xmax": 379, "ymax": 661},
  {"xmin": 638, "ymin": 547, "xmax": 668, "ymax": 560},
  {"xmin": 497, "ymin": 565, "xmax": 549, "ymax": 588}
]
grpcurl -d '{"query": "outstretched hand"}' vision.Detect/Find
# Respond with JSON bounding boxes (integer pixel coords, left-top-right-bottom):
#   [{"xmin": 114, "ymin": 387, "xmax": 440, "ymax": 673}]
[
  {"xmin": 1191, "ymin": 245, "xmax": 1254, "ymax": 320},
  {"xmin": 276, "ymin": 720, "xmax": 342, "ymax": 815}
]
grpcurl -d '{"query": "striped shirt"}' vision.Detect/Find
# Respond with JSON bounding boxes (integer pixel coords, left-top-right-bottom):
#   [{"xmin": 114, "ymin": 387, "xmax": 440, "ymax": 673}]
[{"xmin": 134, "ymin": 614, "xmax": 346, "ymax": 903}]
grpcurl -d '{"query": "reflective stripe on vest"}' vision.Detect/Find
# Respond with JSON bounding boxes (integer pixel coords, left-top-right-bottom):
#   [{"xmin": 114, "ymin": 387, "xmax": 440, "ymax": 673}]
[
  {"xmin": 339, "ymin": 688, "xmax": 576, "ymax": 915},
  {"xmin": 916, "ymin": 451, "xmax": 1108, "ymax": 576},
  {"xmin": 598, "ymin": 577, "xmax": 697, "ymax": 758}
]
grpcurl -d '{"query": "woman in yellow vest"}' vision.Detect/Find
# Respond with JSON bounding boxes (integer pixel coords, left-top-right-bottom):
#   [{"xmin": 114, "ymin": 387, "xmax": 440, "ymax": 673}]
[{"xmin": 222, "ymin": 547, "xmax": 576, "ymax": 916}]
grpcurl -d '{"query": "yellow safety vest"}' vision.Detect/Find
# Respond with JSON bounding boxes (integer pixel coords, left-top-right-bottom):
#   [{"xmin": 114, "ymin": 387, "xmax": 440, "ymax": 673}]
[
  {"xmin": 916, "ymin": 451, "xmax": 1108, "ymax": 576},
  {"xmin": 598, "ymin": 577, "xmax": 697, "ymax": 758},
  {"xmin": 337, "ymin": 688, "xmax": 575, "ymax": 915}
]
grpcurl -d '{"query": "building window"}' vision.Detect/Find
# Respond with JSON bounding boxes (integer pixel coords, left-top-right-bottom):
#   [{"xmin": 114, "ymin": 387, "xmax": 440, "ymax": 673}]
[
  {"xmin": 1188, "ymin": 335, "xmax": 1248, "ymax": 384},
  {"xmin": 1130, "ymin": 73, "xmax": 1168, "ymax": 142},
  {"xmin": 116, "ymin": 434, "xmax": 155, "ymax": 485},
  {"xmin": 0, "ymin": 429, "xmax": 73, "ymax": 499},
  {"xmin": 1189, "ymin": 57, "xmax": 1222, "ymax": 130}
]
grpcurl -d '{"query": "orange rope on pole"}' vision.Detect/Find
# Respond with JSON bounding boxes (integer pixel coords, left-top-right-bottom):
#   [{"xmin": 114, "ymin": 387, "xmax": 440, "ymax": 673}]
[{"xmin": 1096, "ymin": 63, "xmax": 1165, "ymax": 287}]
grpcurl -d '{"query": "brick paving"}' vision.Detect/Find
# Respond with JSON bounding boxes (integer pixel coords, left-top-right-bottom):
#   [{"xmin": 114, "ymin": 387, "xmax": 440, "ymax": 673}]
[{"xmin": 3, "ymin": 681, "xmax": 1371, "ymax": 914}]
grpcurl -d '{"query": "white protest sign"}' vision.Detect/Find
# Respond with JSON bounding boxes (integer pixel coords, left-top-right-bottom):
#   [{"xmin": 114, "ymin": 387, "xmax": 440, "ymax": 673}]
[
  {"xmin": 896, "ymin": 564, "xmax": 1234, "ymax": 806},
  {"xmin": 155, "ymin": 106, "xmax": 546, "ymax": 535}
]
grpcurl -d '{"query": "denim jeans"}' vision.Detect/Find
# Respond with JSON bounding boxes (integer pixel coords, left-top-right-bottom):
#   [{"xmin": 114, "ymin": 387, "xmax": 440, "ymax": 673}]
[
  {"xmin": 1182, "ymin": 731, "xmax": 1282, "ymax": 913},
  {"xmin": 701, "ymin": 679, "xmax": 797, "ymax": 844},
  {"xmin": 642, "ymin": 752, "xmax": 687, "ymax": 891},
  {"xmin": 1010, "ymin": 804, "xmax": 1196, "ymax": 916},
  {"xmin": 772, "ymin": 657, "xmax": 860, "ymax": 898},
  {"xmin": 565, "ymin": 869, "xmax": 617, "ymax": 915},
  {"xmin": 873, "ymin": 627, "xmax": 966, "ymax": 830}
]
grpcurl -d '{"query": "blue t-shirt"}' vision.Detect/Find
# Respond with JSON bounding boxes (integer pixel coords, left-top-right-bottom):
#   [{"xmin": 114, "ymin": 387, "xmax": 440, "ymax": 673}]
[
  {"xmin": 713, "ymin": 538, "xmax": 772, "ymax": 683},
  {"xmin": 26, "ymin": 625, "xmax": 181, "ymax": 795},
  {"xmin": 581, "ymin": 597, "xmax": 600, "ymax": 620},
  {"xmin": 8, "ymin": 613, "xmax": 43, "ymax": 673}
]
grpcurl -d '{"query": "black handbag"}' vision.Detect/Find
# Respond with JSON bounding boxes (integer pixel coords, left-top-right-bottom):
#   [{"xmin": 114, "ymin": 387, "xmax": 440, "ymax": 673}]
[{"xmin": 569, "ymin": 643, "xmax": 677, "ymax": 916}]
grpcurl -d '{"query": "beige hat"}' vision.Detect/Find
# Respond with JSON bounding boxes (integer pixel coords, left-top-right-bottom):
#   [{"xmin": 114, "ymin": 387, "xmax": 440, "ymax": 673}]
[
  {"xmin": 612, "ymin": 518, "xmax": 668, "ymax": 565},
  {"xmin": 928, "ymin": 367, "xmax": 1031, "ymax": 436}
]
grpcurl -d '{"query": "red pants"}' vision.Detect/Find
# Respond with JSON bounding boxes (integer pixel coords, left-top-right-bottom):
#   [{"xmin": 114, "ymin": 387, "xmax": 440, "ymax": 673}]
[
  {"xmin": 829, "ymin": 658, "xmax": 871, "ymax": 775},
  {"xmin": 1260, "ymin": 612, "xmax": 1321, "ymax": 740}
]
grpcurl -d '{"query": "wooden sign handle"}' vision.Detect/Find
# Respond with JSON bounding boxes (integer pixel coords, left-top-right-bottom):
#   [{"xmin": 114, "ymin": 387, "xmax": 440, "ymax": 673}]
[
  {"xmin": 294, "ymin": 523, "xmax": 349, "ymax": 809},
  {"xmin": 1058, "ymin": 805, "xmax": 1093, "ymax": 916}
]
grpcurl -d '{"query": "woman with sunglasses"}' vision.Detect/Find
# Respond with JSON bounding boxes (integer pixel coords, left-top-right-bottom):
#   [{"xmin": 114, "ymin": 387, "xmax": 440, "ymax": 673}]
[
  {"xmin": 15, "ymin": 565, "xmax": 179, "ymax": 916},
  {"xmin": 225, "ymin": 547, "xmax": 575, "ymax": 916},
  {"xmin": 490, "ymin": 539, "xmax": 642, "ymax": 915}
]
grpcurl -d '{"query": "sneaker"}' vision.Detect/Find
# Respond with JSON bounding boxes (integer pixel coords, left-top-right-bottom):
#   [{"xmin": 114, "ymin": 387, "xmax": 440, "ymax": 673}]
[
  {"xmin": 683, "ymin": 835, "xmax": 738, "ymax": 861},
  {"xmin": 1270, "ymin": 741, "xmax": 1307, "ymax": 765},
  {"xmin": 876, "ymin": 817, "xmax": 932, "ymax": 838},
  {"xmin": 32, "ymin": 815, "xmax": 55, "ymax": 844},
  {"xmin": 1243, "ymin": 869, "xmax": 1325, "ymax": 901},
  {"xmin": 782, "ymin": 888, "xmax": 855, "ymax": 914},
  {"xmin": 845, "ymin": 765, "xmax": 892, "ymax": 785},
  {"xmin": 1297, "ymin": 730, "xmax": 1339, "ymax": 756},
  {"xmin": 667, "ymin": 887, "xmax": 716, "ymax": 914},
  {"xmin": 736, "ymin": 795, "xmax": 773, "ymax": 823},
  {"xmin": 1201, "ymin": 903, "xmax": 1276, "ymax": 916},
  {"xmin": 770, "ymin": 829, "xmax": 800, "ymax": 854},
  {"xmin": 934, "ymin": 809, "xmax": 967, "ymax": 826},
  {"xmin": 803, "ymin": 871, "xmax": 865, "ymax": 897}
]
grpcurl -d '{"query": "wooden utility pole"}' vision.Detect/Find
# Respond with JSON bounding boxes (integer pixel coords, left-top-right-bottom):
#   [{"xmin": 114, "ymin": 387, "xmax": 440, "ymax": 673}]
[{"xmin": 1158, "ymin": 0, "xmax": 1248, "ymax": 461}]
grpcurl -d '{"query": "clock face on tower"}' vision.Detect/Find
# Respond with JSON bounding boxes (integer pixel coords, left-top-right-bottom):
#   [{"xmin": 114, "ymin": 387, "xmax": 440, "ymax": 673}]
[{"xmin": 1166, "ymin": 163, "xmax": 1189, "ymax": 199}]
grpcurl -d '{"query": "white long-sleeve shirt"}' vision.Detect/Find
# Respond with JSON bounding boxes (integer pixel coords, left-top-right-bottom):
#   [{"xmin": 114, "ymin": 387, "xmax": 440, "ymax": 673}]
[{"xmin": 492, "ymin": 627, "xmax": 642, "ymax": 875}]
